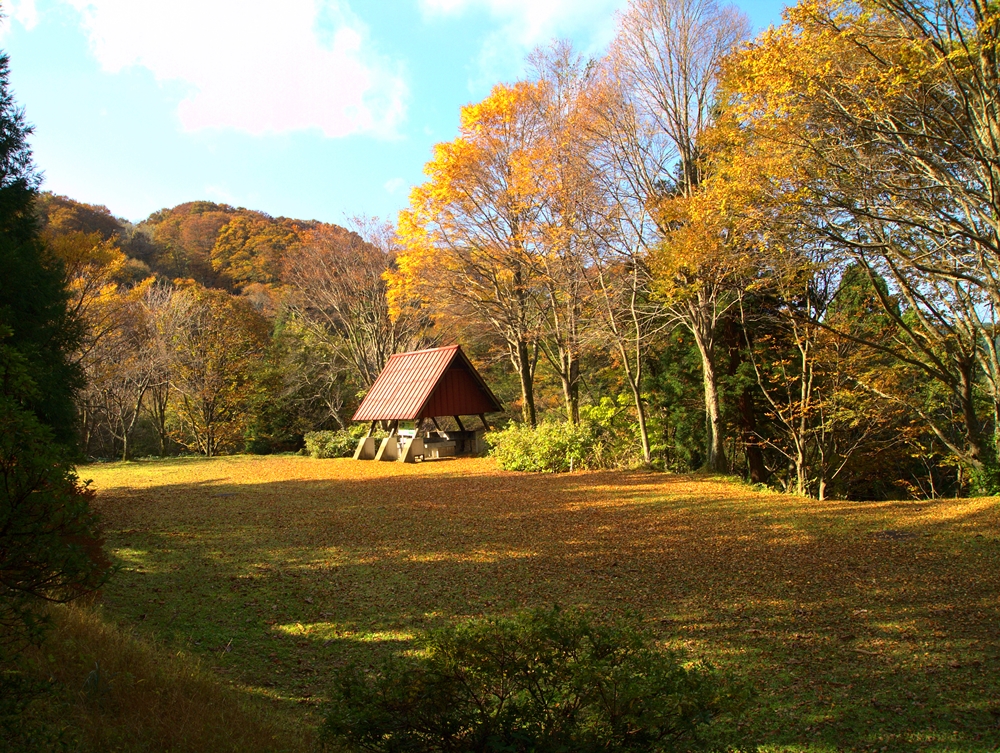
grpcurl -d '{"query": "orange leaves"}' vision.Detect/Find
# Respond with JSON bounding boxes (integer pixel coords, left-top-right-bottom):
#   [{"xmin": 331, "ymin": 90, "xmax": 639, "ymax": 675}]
[
  {"xmin": 84, "ymin": 454, "xmax": 1000, "ymax": 749},
  {"xmin": 389, "ymin": 79, "xmax": 554, "ymax": 379}
]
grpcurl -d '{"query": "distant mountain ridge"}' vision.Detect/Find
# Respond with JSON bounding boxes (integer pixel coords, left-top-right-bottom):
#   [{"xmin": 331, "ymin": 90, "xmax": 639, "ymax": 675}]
[{"xmin": 35, "ymin": 193, "xmax": 360, "ymax": 291}]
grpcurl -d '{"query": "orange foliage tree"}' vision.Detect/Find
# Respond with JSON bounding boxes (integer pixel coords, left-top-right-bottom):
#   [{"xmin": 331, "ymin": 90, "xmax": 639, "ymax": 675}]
[{"xmin": 391, "ymin": 82, "xmax": 552, "ymax": 425}]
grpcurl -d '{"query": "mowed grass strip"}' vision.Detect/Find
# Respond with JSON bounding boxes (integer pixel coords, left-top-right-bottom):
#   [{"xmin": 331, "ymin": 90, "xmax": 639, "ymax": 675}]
[{"xmin": 83, "ymin": 455, "xmax": 1000, "ymax": 751}]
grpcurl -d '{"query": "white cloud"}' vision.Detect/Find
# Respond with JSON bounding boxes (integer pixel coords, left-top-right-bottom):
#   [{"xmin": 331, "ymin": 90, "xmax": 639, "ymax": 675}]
[
  {"xmin": 61, "ymin": 0, "xmax": 407, "ymax": 138},
  {"xmin": 0, "ymin": 0, "xmax": 41, "ymax": 33},
  {"xmin": 419, "ymin": 0, "xmax": 623, "ymax": 86}
]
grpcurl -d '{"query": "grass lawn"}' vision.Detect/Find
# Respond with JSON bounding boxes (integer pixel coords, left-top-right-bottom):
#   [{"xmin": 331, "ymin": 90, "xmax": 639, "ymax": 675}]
[{"xmin": 80, "ymin": 454, "xmax": 1000, "ymax": 751}]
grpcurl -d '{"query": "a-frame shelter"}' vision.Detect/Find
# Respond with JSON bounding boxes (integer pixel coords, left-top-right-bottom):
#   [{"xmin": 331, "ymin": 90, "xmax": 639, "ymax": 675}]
[{"xmin": 351, "ymin": 345, "xmax": 503, "ymax": 462}]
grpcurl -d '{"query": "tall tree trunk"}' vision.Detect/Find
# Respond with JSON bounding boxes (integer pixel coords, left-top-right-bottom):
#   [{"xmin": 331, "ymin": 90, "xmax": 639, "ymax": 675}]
[
  {"xmin": 513, "ymin": 339, "xmax": 537, "ymax": 427},
  {"xmin": 617, "ymin": 338, "xmax": 651, "ymax": 464},
  {"xmin": 630, "ymin": 378, "xmax": 651, "ymax": 464},
  {"xmin": 727, "ymin": 320, "xmax": 766, "ymax": 483},
  {"xmin": 795, "ymin": 443, "xmax": 807, "ymax": 497},
  {"xmin": 693, "ymin": 331, "xmax": 726, "ymax": 472},
  {"xmin": 739, "ymin": 388, "xmax": 766, "ymax": 482},
  {"xmin": 564, "ymin": 355, "xmax": 579, "ymax": 424},
  {"xmin": 555, "ymin": 347, "xmax": 580, "ymax": 424}
]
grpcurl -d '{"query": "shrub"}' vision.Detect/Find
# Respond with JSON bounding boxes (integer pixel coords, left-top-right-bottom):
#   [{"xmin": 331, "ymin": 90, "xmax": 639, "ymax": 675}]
[
  {"xmin": 305, "ymin": 425, "xmax": 385, "ymax": 459},
  {"xmin": 489, "ymin": 397, "xmax": 643, "ymax": 472},
  {"xmin": 1, "ymin": 340, "xmax": 109, "ymax": 652},
  {"xmin": 321, "ymin": 607, "xmax": 749, "ymax": 753},
  {"xmin": 488, "ymin": 421, "xmax": 594, "ymax": 472}
]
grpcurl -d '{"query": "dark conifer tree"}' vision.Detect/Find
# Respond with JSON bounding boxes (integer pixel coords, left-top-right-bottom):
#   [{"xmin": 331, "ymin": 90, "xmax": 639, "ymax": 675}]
[
  {"xmin": 0, "ymin": 52, "xmax": 82, "ymax": 445},
  {"xmin": 0, "ymin": 50, "xmax": 105, "ymax": 653}
]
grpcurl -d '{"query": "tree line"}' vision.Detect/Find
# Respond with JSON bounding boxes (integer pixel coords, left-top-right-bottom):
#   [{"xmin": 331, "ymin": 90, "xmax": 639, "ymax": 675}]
[
  {"xmin": 390, "ymin": 0, "xmax": 1000, "ymax": 499},
  {"xmin": 38, "ymin": 196, "xmax": 433, "ymax": 459},
  {"xmin": 42, "ymin": 0, "xmax": 999, "ymax": 501}
]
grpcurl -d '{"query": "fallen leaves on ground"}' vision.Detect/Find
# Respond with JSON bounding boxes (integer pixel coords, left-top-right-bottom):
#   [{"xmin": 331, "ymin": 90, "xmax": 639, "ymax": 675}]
[{"xmin": 83, "ymin": 455, "xmax": 1000, "ymax": 752}]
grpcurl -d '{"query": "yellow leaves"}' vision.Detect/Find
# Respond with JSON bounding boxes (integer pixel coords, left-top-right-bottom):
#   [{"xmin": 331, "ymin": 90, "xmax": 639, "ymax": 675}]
[
  {"xmin": 459, "ymin": 80, "xmax": 545, "ymax": 135},
  {"xmin": 84, "ymin": 453, "xmax": 1000, "ymax": 749},
  {"xmin": 46, "ymin": 230, "xmax": 126, "ymax": 285},
  {"xmin": 389, "ymin": 79, "xmax": 557, "ymax": 325},
  {"xmin": 650, "ymin": 156, "xmax": 765, "ymax": 303}
]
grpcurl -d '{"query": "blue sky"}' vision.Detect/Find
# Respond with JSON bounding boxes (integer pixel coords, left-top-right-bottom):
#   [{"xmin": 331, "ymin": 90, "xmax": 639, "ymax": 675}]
[{"xmin": 1, "ymin": 0, "xmax": 788, "ymax": 226}]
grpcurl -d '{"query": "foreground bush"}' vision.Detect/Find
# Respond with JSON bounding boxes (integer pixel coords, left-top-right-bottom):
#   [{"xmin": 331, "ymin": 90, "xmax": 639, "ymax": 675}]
[
  {"xmin": 1, "ymin": 340, "xmax": 109, "ymax": 651},
  {"xmin": 321, "ymin": 607, "xmax": 749, "ymax": 753},
  {"xmin": 489, "ymin": 397, "xmax": 643, "ymax": 472}
]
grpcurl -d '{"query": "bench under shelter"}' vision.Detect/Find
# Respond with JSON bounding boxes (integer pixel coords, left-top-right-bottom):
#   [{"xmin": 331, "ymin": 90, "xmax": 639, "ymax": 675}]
[{"xmin": 351, "ymin": 344, "xmax": 503, "ymax": 463}]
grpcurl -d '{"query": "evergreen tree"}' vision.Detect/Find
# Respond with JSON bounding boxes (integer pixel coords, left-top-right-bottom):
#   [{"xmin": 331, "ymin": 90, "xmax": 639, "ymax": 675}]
[
  {"xmin": 0, "ymin": 50, "xmax": 105, "ymax": 651},
  {"xmin": 0, "ymin": 52, "xmax": 82, "ymax": 445}
]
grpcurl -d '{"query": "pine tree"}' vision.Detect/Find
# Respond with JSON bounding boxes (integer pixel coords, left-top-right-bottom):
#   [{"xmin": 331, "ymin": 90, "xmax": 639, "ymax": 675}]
[
  {"xmin": 0, "ymin": 50, "xmax": 105, "ymax": 651},
  {"xmin": 0, "ymin": 52, "xmax": 82, "ymax": 445}
]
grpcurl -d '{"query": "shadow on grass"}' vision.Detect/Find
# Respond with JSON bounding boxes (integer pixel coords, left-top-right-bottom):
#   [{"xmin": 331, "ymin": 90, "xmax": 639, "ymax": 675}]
[{"xmin": 88, "ymin": 460, "xmax": 1000, "ymax": 751}]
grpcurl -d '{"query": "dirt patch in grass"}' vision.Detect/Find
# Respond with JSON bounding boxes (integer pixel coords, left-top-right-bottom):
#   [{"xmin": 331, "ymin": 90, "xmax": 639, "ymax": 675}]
[{"xmin": 82, "ymin": 455, "xmax": 1000, "ymax": 751}]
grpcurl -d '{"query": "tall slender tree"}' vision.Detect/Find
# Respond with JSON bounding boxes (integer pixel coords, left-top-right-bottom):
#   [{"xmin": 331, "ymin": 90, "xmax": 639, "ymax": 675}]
[
  {"xmin": 605, "ymin": 0, "xmax": 750, "ymax": 471},
  {"xmin": 0, "ymin": 50, "xmax": 106, "ymax": 649},
  {"xmin": 392, "ymin": 82, "xmax": 550, "ymax": 425}
]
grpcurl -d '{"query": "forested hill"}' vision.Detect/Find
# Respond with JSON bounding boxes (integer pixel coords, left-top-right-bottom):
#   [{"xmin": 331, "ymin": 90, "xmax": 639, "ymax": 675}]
[{"xmin": 35, "ymin": 192, "xmax": 359, "ymax": 291}]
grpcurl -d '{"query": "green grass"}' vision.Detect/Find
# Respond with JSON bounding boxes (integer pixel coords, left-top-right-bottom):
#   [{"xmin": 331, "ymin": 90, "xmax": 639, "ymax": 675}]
[{"xmin": 71, "ymin": 454, "xmax": 1000, "ymax": 751}]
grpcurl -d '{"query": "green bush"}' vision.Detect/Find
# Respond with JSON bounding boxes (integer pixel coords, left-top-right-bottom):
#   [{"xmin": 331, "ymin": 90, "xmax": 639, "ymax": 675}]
[
  {"xmin": 489, "ymin": 397, "xmax": 643, "ymax": 472},
  {"xmin": 1, "ymin": 338, "xmax": 110, "ymax": 652},
  {"xmin": 488, "ymin": 421, "xmax": 594, "ymax": 472},
  {"xmin": 304, "ymin": 428, "xmax": 361, "ymax": 459},
  {"xmin": 304, "ymin": 426, "xmax": 386, "ymax": 459},
  {"xmin": 321, "ymin": 607, "xmax": 749, "ymax": 753}
]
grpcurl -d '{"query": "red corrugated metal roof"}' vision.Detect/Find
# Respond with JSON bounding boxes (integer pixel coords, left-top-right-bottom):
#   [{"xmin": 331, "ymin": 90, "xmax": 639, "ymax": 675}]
[{"xmin": 352, "ymin": 345, "xmax": 503, "ymax": 422}]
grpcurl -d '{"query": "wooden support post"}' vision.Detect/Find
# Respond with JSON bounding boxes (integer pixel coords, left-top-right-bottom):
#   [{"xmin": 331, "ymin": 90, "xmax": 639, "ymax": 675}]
[
  {"xmin": 432, "ymin": 416, "xmax": 442, "ymax": 431},
  {"xmin": 365, "ymin": 420, "xmax": 376, "ymax": 438},
  {"xmin": 454, "ymin": 415, "xmax": 466, "ymax": 431},
  {"xmin": 479, "ymin": 413, "xmax": 490, "ymax": 431}
]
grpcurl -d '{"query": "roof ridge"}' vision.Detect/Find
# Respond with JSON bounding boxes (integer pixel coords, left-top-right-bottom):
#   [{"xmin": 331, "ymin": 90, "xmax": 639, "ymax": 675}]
[{"xmin": 388, "ymin": 344, "xmax": 460, "ymax": 357}]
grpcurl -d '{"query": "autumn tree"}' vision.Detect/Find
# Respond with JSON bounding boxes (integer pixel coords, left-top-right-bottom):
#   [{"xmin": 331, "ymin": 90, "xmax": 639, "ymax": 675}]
[
  {"xmin": 652, "ymin": 180, "xmax": 756, "ymax": 473},
  {"xmin": 141, "ymin": 283, "xmax": 176, "ymax": 456},
  {"xmin": 41, "ymin": 227, "xmax": 157, "ymax": 458},
  {"xmin": 78, "ymin": 296, "xmax": 160, "ymax": 460},
  {"xmin": 393, "ymin": 83, "xmax": 551, "ymax": 425},
  {"xmin": 523, "ymin": 43, "xmax": 598, "ymax": 424},
  {"xmin": 605, "ymin": 0, "xmax": 750, "ymax": 472},
  {"xmin": 160, "ymin": 284, "xmax": 269, "ymax": 456},
  {"xmin": 725, "ymin": 0, "xmax": 1000, "ymax": 482},
  {"xmin": 577, "ymin": 63, "xmax": 668, "ymax": 463},
  {"xmin": 284, "ymin": 217, "xmax": 432, "ymax": 397}
]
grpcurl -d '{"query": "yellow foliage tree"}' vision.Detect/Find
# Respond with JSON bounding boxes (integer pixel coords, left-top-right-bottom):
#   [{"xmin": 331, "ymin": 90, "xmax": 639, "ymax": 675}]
[
  {"xmin": 391, "ymin": 81, "xmax": 551, "ymax": 425},
  {"xmin": 721, "ymin": 0, "xmax": 1000, "ymax": 476}
]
